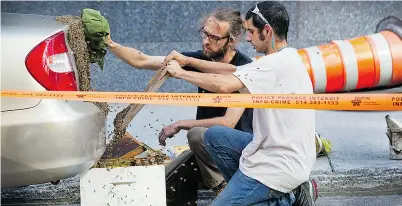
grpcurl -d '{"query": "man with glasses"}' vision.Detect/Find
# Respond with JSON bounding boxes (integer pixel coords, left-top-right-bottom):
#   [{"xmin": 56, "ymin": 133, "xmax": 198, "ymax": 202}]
[
  {"xmin": 164, "ymin": 1, "xmax": 318, "ymax": 205},
  {"xmin": 106, "ymin": 8, "xmax": 254, "ymax": 194}
]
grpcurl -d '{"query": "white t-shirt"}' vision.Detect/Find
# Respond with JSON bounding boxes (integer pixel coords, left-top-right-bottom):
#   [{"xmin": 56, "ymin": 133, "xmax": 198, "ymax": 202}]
[{"xmin": 233, "ymin": 47, "xmax": 316, "ymax": 193}]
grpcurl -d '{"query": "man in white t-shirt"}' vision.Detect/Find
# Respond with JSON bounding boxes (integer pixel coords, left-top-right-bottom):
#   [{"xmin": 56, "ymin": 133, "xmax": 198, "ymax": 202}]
[{"xmin": 164, "ymin": 1, "xmax": 317, "ymax": 205}]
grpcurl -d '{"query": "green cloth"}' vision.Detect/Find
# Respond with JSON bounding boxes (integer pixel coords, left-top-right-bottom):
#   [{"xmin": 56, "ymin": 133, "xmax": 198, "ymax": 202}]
[
  {"xmin": 81, "ymin": 8, "xmax": 110, "ymax": 69},
  {"xmin": 316, "ymin": 132, "xmax": 332, "ymax": 157}
]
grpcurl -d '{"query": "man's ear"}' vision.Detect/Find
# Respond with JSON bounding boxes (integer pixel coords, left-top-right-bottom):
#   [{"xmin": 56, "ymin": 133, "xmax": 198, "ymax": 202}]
[
  {"xmin": 228, "ymin": 38, "xmax": 237, "ymax": 50},
  {"xmin": 263, "ymin": 24, "xmax": 273, "ymax": 36}
]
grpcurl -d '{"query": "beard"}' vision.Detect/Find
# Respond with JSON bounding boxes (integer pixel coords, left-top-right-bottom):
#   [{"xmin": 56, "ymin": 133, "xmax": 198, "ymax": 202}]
[{"xmin": 201, "ymin": 42, "xmax": 230, "ymax": 61}]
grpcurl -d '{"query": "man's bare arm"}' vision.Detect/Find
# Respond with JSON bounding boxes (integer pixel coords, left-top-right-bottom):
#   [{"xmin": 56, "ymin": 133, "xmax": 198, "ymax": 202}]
[
  {"xmin": 164, "ymin": 59, "xmax": 245, "ymax": 93},
  {"xmin": 163, "ymin": 50, "xmax": 236, "ymax": 74},
  {"xmin": 175, "ymin": 107, "xmax": 246, "ymax": 130},
  {"xmin": 165, "ymin": 59, "xmax": 244, "ymax": 93},
  {"xmin": 187, "ymin": 57, "xmax": 237, "ymax": 74},
  {"xmin": 158, "ymin": 107, "xmax": 246, "ymax": 146},
  {"xmin": 176, "ymin": 70, "xmax": 244, "ymax": 93},
  {"xmin": 107, "ymin": 37, "xmax": 165, "ymax": 70}
]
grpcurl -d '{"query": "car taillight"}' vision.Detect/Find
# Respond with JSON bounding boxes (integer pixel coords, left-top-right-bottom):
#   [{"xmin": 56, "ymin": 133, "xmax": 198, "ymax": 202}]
[{"xmin": 25, "ymin": 31, "xmax": 78, "ymax": 91}]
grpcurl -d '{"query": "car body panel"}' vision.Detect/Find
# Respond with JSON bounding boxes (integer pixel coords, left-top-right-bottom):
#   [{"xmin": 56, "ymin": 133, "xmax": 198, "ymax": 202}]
[{"xmin": 1, "ymin": 99, "xmax": 106, "ymax": 188}]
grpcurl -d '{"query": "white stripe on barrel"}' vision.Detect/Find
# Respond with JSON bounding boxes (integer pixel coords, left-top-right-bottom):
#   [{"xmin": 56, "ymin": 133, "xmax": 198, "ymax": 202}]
[
  {"xmin": 305, "ymin": 46, "xmax": 327, "ymax": 93},
  {"xmin": 332, "ymin": 40, "xmax": 359, "ymax": 91},
  {"xmin": 367, "ymin": 33, "xmax": 394, "ymax": 87}
]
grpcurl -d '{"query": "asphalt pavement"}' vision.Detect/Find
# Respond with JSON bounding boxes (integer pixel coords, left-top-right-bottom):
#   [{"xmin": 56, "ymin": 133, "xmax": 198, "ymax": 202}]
[{"xmin": 5, "ymin": 195, "xmax": 402, "ymax": 206}]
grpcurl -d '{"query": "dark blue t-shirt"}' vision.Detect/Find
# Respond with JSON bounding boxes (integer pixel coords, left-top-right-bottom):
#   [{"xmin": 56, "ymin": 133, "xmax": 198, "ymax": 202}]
[{"xmin": 181, "ymin": 50, "xmax": 253, "ymax": 134}]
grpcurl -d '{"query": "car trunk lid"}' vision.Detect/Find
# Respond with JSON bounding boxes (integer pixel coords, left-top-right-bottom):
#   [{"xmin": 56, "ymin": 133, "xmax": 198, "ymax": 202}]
[{"xmin": 1, "ymin": 13, "xmax": 80, "ymax": 112}]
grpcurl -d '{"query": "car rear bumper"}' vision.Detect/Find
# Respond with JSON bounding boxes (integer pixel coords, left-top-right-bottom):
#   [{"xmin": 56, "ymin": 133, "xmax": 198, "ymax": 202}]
[{"xmin": 1, "ymin": 99, "xmax": 107, "ymax": 188}]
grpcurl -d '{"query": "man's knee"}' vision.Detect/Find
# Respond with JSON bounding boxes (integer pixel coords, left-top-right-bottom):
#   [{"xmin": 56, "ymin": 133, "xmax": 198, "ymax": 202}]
[
  {"xmin": 187, "ymin": 127, "xmax": 207, "ymax": 147},
  {"xmin": 204, "ymin": 125, "xmax": 227, "ymax": 147}
]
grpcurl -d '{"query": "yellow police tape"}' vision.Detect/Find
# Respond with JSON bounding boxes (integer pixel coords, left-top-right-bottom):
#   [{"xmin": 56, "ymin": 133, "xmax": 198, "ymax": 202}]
[{"xmin": 1, "ymin": 90, "xmax": 402, "ymax": 111}]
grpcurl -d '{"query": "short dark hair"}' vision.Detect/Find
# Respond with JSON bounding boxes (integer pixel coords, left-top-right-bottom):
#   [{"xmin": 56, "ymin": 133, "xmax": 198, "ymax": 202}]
[{"xmin": 245, "ymin": 1, "xmax": 290, "ymax": 41}]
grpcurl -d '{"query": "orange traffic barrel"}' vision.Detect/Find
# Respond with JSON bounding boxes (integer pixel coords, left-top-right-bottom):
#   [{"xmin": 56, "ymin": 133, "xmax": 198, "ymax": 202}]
[
  {"xmin": 253, "ymin": 16, "xmax": 402, "ymax": 94},
  {"xmin": 298, "ymin": 30, "xmax": 402, "ymax": 93}
]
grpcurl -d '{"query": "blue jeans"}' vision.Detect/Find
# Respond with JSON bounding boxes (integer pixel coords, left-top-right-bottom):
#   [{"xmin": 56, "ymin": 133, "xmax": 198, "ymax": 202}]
[{"xmin": 204, "ymin": 126, "xmax": 295, "ymax": 206}]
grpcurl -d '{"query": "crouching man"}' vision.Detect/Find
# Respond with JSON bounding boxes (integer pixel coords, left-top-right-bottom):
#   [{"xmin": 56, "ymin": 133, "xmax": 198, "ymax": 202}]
[{"xmin": 163, "ymin": 1, "xmax": 318, "ymax": 205}]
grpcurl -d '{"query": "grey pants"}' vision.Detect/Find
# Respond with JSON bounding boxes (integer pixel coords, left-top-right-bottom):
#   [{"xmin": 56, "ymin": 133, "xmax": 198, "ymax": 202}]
[{"xmin": 187, "ymin": 127, "xmax": 225, "ymax": 189}]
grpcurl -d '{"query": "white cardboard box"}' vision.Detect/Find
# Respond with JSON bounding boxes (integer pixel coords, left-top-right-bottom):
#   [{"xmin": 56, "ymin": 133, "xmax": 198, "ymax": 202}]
[{"xmin": 80, "ymin": 165, "xmax": 166, "ymax": 206}]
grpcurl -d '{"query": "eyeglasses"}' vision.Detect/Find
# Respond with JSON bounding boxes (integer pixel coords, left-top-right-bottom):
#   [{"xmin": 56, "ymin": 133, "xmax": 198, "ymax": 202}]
[{"xmin": 199, "ymin": 27, "xmax": 229, "ymax": 44}]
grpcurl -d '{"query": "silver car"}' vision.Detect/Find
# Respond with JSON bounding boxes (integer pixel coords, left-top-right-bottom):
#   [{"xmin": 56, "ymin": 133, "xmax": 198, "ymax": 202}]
[{"xmin": 1, "ymin": 12, "xmax": 107, "ymax": 188}]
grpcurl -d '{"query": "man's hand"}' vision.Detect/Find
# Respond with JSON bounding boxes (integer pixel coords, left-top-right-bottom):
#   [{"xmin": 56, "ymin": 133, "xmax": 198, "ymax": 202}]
[
  {"xmin": 158, "ymin": 123, "xmax": 181, "ymax": 146},
  {"xmin": 105, "ymin": 34, "xmax": 116, "ymax": 48},
  {"xmin": 163, "ymin": 50, "xmax": 189, "ymax": 67},
  {"xmin": 165, "ymin": 60, "xmax": 186, "ymax": 78}
]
